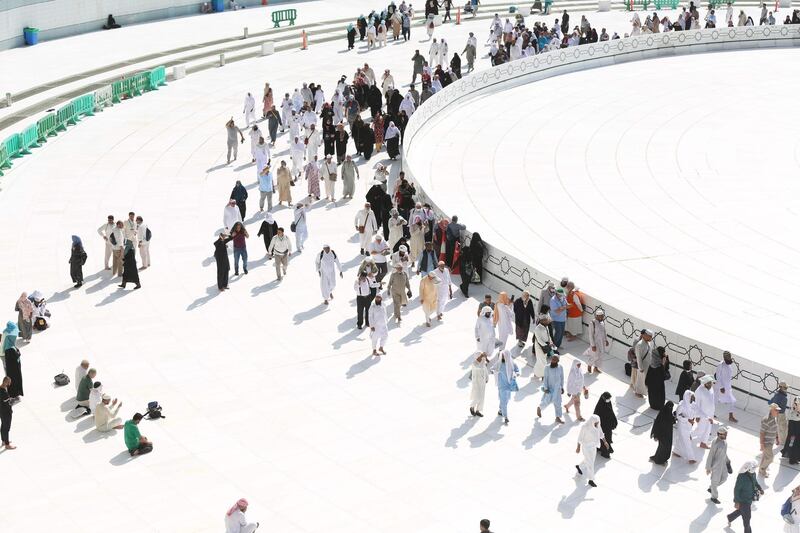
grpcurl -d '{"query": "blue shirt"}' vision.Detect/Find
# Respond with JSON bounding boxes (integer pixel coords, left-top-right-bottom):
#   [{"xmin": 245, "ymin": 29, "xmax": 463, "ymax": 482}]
[
  {"xmin": 542, "ymin": 364, "xmax": 564, "ymax": 393},
  {"xmin": 549, "ymin": 295, "xmax": 567, "ymax": 322},
  {"xmin": 258, "ymin": 171, "xmax": 274, "ymax": 193},
  {"xmin": 769, "ymin": 390, "xmax": 788, "ymax": 413}
]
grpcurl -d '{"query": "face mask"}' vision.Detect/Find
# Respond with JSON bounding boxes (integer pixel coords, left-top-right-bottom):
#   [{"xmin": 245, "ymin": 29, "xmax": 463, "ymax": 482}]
[
  {"xmin": 484, "ymin": 313, "xmax": 490, "ymax": 318},
  {"xmin": 550, "ymin": 362, "xmax": 558, "ymax": 368}
]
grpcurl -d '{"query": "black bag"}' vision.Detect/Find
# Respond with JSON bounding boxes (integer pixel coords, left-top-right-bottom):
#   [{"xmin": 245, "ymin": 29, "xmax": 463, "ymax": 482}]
[
  {"xmin": 145, "ymin": 401, "xmax": 165, "ymax": 419},
  {"xmin": 54, "ymin": 372, "xmax": 70, "ymax": 387},
  {"xmin": 624, "ymin": 362, "xmax": 632, "ymax": 376},
  {"xmin": 110, "ymin": 233, "xmax": 117, "ymax": 246},
  {"xmin": 726, "ymin": 459, "xmax": 733, "ymax": 475},
  {"xmin": 290, "ymin": 222, "xmax": 297, "ymax": 232},
  {"xmin": 145, "ymin": 227, "xmax": 152, "ymax": 241}
]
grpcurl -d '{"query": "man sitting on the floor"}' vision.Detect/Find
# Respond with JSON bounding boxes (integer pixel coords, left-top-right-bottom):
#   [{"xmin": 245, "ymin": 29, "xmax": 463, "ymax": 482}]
[
  {"xmin": 103, "ymin": 14, "xmax": 121, "ymax": 30},
  {"xmin": 124, "ymin": 413, "xmax": 153, "ymax": 456},
  {"xmin": 95, "ymin": 394, "xmax": 124, "ymax": 432},
  {"xmin": 75, "ymin": 368, "xmax": 97, "ymax": 416}
]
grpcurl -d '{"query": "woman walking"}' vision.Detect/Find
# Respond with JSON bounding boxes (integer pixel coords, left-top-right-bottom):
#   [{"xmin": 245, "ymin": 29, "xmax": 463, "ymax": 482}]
[
  {"xmin": 2, "ymin": 322, "xmax": 23, "ymax": 400},
  {"xmin": 69, "ymin": 235, "xmax": 88, "ymax": 288},
  {"xmin": 0, "ymin": 376, "xmax": 15, "ymax": 449},
  {"xmin": 575, "ymin": 415, "xmax": 606, "ymax": 487},
  {"xmin": 118, "ymin": 240, "xmax": 141, "ymax": 290},
  {"xmin": 469, "ymin": 352, "xmax": 489, "ymax": 417},
  {"xmin": 593, "ymin": 391, "xmax": 617, "ymax": 458},
  {"xmin": 14, "ymin": 293, "xmax": 33, "ymax": 342},
  {"xmin": 650, "ymin": 401, "xmax": 675, "ymax": 465},
  {"xmin": 385, "ymin": 121, "xmax": 401, "ymax": 160}
]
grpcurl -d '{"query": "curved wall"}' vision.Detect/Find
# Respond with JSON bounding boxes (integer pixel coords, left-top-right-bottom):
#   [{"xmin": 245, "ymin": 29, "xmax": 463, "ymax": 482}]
[
  {"xmin": 0, "ymin": 0, "xmax": 287, "ymax": 50},
  {"xmin": 402, "ymin": 25, "xmax": 800, "ymax": 408}
]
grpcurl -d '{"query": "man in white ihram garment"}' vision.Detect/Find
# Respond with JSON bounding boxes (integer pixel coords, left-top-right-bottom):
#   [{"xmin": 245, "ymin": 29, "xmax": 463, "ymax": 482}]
[
  {"xmin": 355, "ymin": 203, "xmax": 378, "ymax": 255},
  {"xmin": 248, "ymin": 125, "xmax": 262, "ymax": 162},
  {"xmin": 223, "ymin": 200, "xmax": 242, "ymax": 232},
  {"xmin": 314, "ymin": 87, "xmax": 325, "ymax": 114},
  {"xmin": 575, "ymin": 415, "xmax": 605, "ymax": 488},
  {"xmin": 243, "ymin": 93, "xmax": 256, "ymax": 126},
  {"xmin": 715, "ymin": 351, "xmax": 738, "ymax": 423},
  {"xmin": 532, "ymin": 314, "xmax": 554, "ymax": 380},
  {"xmin": 305, "ymin": 124, "xmax": 321, "ymax": 161},
  {"xmin": 225, "ymin": 498, "xmax": 258, "ymax": 533},
  {"xmin": 319, "ymin": 155, "xmax": 338, "ymax": 202},
  {"xmin": 433, "ymin": 261, "xmax": 452, "ymax": 321},
  {"xmin": 693, "ymin": 375, "xmax": 716, "ymax": 449},
  {"xmin": 369, "ymin": 293, "xmax": 389, "ymax": 356},
  {"xmin": 475, "ymin": 306, "xmax": 496, "ymax": 359},
  {"xmin": 584, "ymin": 309, "xmax": 609, "ymax": 374},
  {"xmin": 315, "ymin": 244, "xmax": 342, "ymax": 305},
  {"xmin": 429, "ymin": 38, "xmax": 440, "ymax": 66}
]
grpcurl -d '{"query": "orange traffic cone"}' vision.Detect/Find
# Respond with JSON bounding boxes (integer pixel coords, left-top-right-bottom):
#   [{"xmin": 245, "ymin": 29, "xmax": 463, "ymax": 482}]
[
  {"xmin": 456, "ymin": 6, "xmax": 461, "ymax": 24},
  {"xmin": 301, "ymin": 30, "xmax": 308, "ymax": 50}
]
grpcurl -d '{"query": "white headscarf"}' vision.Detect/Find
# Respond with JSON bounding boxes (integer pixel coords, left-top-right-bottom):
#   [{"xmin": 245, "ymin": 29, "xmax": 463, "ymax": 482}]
[
  {"xmin": 264, "ymin": 211, "xmax": 274, "ymax": 224},
  {"xmin": 291, "ymin": 137, "xmax": 305, "ymax": 152},
  {"xmin": 567, "ymin": 360, "xmax": 584, "ymax": 395},
  {"xmin": 676, "ymin": 390, "xmax": 695, "ymax": 419},
  {"xmin": 385, "ymin": 122, "xmax": 401, "ymax": 140},
  {"xmin": 578, "ymin": 414, "xmax": 603, "ymax": 448},
  {"xmin": 738, "ymin": 460, "xmax": 758, "ymax": 474},
  {"xmin": 495, "ymin": 350, "xmax": 514, "ymax": 382},
  {"xmin": 431, "ymin": 77, "xmax": 443, "ymax": 93}
]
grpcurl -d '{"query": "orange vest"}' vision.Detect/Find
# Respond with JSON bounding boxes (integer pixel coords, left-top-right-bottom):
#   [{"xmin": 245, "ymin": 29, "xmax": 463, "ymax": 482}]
[{"xmin": 566, "ymin": 290, "xmax": 585, "ymax": 318}]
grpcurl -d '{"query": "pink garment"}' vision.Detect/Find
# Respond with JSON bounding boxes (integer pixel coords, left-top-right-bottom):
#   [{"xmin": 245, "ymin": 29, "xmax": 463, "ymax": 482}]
[{"xmin": 227, "ymin": 498, "xmax": 248, "ymax": 516}]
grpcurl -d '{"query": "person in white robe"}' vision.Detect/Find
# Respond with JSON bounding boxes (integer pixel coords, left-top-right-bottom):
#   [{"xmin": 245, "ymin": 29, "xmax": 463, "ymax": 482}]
[
  {"xmin": 493, "ymin": 292, "xmax": 514, "ymax": 350},
  {"xmin": 242, "ymin": 93, "xmax": 256, "ymax": 126},
  {"xmin": 674, "ymin": 390, "xmax": 698, "ymax": 463},
  {"xmin": 469, "ymin": 352, "xmax": 490, "ymax": 417},
  {"xmin": 313, "ymin": 88, "xmax": 325, "ymax": 114},
  {"xmin": 399, "ymin": 94, "xmax": 416, "ymax": 117},
  {"xmin": 381, "ymin": 70, "xmax": 395, "ymax": 96},
  {"xmin": 319, "ymin": 155, "xmax": 338, "ymax": 202},
  {"xmin": 475, "ymin": 306, "xmax": 496, "ymax": 358},
  {"xmin": 440, "ymin": 38, "xmax": 449, "ymax": 65},
  {"xmin": 225, "ymin": 498, "xmax": 258, "ymax": 533},
  {"xmin": 693, "ymin": 375, "xmax": 716, "ymax": 448},
  {"xmin": 290, "ymin": 136, "xmax": 305, "ymax": 178},
  {"xmin": 223, "ymin": 200, "xmax": 242, "ymax": 232},
  {"xmin": 248, "ymin": 125, "xmax": 262, "ymax": 162},
  {"xmin": 280, "ymin": 94, "xmax": 292, "ymax": 131},
  {"xmin": 390, "ymin": 246, "xmax": 413, "ymax": 278},
  {"xmin": 89, "ymin": 383, "xmax": 104, "ymax": 413},
  {"xmin": 433, "ymin": 261, "xmax": 452, "ymax": 320},
  {"xmin": 332, "ymin": 90, "xmax": 345, "ymax": 123},
  {"xmin": 575, "ymin": 415, "xmax": 605, "ymax": 487},
  {"xmin": 631, "ymin": 12, "xmax": 642, "ymax": 35},
  {"xmin": 254, "ymin": 137, "xmax": 270, "ymax": 172},
  {"xmin": 706, "ymin": 426, "xmax": 730, "ymax": 504},
  {"xmin": 300, "ymin": 83, "xmax": 313, "ymax": 107},
  {"xmin": 564, "ymin": 359, "xmax": 588, "ymax": 421},
  {"xmin": 355, "ymin": 203, "xmax": 378, "ymax": 255},
  {"xmin": 368, "ymin": 294, "xmax": 389, "ymax": 355},
  {"xmin": 632, "ymin": 330, "xmax": 653, "ymax": 397},
  {"xmin": 715, "ymin": 351, "xmax": 738, "ymax": 423},
  {"xmin": 532, "ymin": 314, "xmax": 554, "ymax": 379},
  {"xmin": 429, "ymin": 38, "xmax": 440, "ymax": 66},
  {"xmin": 584, "ymin": 309, "xmax": 608, "ymax": 374},
  {"xmin": 315, "ymin": 245, "xmax": 342, "ymax": 305},
  {"xmin": 293, "ymin": 203, "xmax": 308, "ymax": 252},
  {"xmin": 409, "ymin": 215, "xmax": 425, "ymax": 261},
  {"xmin": 291, "ymin": 88, "xmax": 303, "ymax": 111},
  {"xmin": 288, "ymin": 110, "xmax": 301, "ymax": 140},
  {"xmin": 431, "ymin": 76, "xmax": 443, "ymax": 93},
  {"xmin": 387, "ymin": 209, "xmax": 407, "ymax": 250},
  {"xmin": 302, "ymin": 108, "xmax": 317, "ymax": 135},
  {"xmin": 305, "ymin": 124, "xmax": 321, "ymax": 161}
]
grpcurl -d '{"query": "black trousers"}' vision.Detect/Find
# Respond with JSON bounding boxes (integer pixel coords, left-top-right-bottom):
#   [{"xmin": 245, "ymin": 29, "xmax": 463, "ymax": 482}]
[
  {"xmin": 217, "ymin": 264, "xmax": 229, "ymax": 290},
  {"xmin": 375, "ymin": 263, "xmax": 388, "ymax": 283},
  {"xmin": 236, "ymin": 200, "xmax": 246, "ymax": 221},
  {"xmin": 726, "ymin": 503, "xmax": 752, "ymax": 533},
  {"xmin": 356, "ymin": 295, "xmax": 373, "ymax": 327},
  {"xmin": 445, "ymin": 238, "xmax": 456, "ymax": 267},
  {"xmin": 0, "ymin": 412, "xmax": 11, "ymax": 444}
]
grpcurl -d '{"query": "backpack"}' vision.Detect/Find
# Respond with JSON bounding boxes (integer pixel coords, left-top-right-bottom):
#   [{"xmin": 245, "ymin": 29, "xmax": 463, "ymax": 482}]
[
  {"xmin": 782, "ymin": 497, "xmax": 795, "ymax": 524},
  {"xmin": 54, "ymin": 372, "xmax": 70, "ymax": 387},
  {"xmin": 145, "ymin": 401, "xmax": 165, "ymax": 420},
  {"xmin": 145, "ymin": 227, "xmax": 152, "ymax": 241}
]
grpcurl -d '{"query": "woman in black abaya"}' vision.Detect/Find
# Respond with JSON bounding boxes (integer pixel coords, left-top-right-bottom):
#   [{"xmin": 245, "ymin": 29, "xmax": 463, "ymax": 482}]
[
  {"xmin": 650, "ymin": 401, "xmax": 676, "ymax": 466},
  {"xmin": 119, "ymin": 240, "xmax": 141, "ymax": 290},
  {"xmin": 593, "ymin": 392, "xmax": 618, "ymax": 458}
]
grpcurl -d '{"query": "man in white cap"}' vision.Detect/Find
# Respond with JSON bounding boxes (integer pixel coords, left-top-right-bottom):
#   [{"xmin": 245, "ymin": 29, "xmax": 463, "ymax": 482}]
[
  {"xmin": 319, "ymin": 154, "xmax": 338, "ymax": 202},
  {"xmin": 693, "ymin": 375, "xmax": 716, "ymax": 448},
  {"xmin": 315, "ymin": 245, "xmax": 343, "ymax": 305},
  {"xmin": 475, "ymin": 306, "xmax": 496, "ymax": 357},
  {"xmin": 386, "ymin": 263, "xmax": 411, "ymax": 323},
  {"xmin": 367, "ymin": 234, "xmax": 391, "ymax": 283},
  {"xmin": 225, "ymin": 498, "xmax": 259, "ymax": 533},
  {"xmin": 355, "ymin": 203, "xmax": 378, "ymax": 255},
  {"xmin": 434, "ymin": 260, "xmax": 452, "ymax": 321},
  {"xmin": 705, "ymin": 426, "xmax": 729, "ymax": 504},
  {"xmin": 368, "ymin": 294, "xmax": 389, "ymax": 356},
  {"xmin": 759, "ymin": 402, "xmax": 780, "ymax": 477},
  {"xmin": 585, "ymin": 309, "xmax": 608, "ymax": 374},
  {"xmin": 94, "ymin": 394, "xmax": 124, "ymax": 432},
  {"xmin": 419, "ymin": 271, "xmax": 439, "ymax": 327},
  {"xmin": 715, "ymin": 351, "xmax": 738, "ymax": 424},
  {"xmin": 391, "ymin": 245, "xmax": 413, "ymax": 278}
]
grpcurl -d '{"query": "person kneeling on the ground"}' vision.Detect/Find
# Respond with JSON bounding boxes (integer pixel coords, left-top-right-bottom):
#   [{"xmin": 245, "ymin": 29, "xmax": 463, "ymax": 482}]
[
  {"xmin": 103, "ymin": 14, "xmax": 121, "ymax": 29},
  {"xmin": 124, "ymin": 413, "xmax": 153, "ymax": 456},
  {"xmin": 225, "ymin": 498, "xmax": 259, "ymax": 533},
  {"xmin": 76, "ymin": 368, "xmax": 97, "ymax": 416},
  {"xmin": 95, "ymin": 394, "xmax": 124, "ymax": 432}
]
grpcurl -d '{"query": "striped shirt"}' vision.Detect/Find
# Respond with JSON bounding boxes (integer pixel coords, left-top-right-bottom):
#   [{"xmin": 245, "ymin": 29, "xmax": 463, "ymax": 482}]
[{"xmin": 761, "ymin": 415, "xmax": 778, "ymax": 444}]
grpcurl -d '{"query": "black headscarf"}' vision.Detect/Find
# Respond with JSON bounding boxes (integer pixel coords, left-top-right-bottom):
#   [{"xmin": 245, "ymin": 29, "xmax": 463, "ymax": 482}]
[
  {"xmin": 650, "ymin": 401, "xmax": 675, "ymax": 440},
  {"xmin": 593, "ymin": 391, "xmax": 618, "ymax": 435}
]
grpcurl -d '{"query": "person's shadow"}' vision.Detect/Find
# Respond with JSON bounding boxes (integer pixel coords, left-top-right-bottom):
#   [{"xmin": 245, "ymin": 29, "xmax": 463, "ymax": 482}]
[
  {"xmin": 445, "ymin": 416, "xmax": 478, "ymax": 448},
  {"xmin": 293, "ymin": 303, "xmax": 327, "ymax": 324},
  {"xmin": 251, "ymin": 279, "xmax": 281, "ymax": 297},
  {"xmin": 95, "ymin": 287, "xmax": 133, "ymax": 307},
  {"xmin": 186, "ymin": 285, "xmax": 222, "ymax": 311},
  {"xmin": 557, "ymin": 482, "xmax": 591, "ymax": 518},
  {"xmin": 467, "ymin": 417, "xmax": 505, "ymax": 447},
  {"xmin": 346, "ymin": 354, "xmax": 380, "ymax": 379},
  {"xmin": 83, "ymin": 429, "xmax": 118, "ymax": 443},
  {"xmin": 110, "ymin": 451, "xmax": 135, "ymax": 466},
  {"xmin": 688, "ymin": 501, "xmax": 723, "ymax": 532}
]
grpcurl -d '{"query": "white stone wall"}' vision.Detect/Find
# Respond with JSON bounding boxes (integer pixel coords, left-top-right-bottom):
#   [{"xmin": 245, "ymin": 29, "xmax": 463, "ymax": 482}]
[{"xmin": 402, "ymin": 26, "xmax": 800, "ymax": 409}]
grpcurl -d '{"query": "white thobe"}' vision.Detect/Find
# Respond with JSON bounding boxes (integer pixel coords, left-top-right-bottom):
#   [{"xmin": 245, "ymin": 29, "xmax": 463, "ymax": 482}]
[
  {"xmin": 578, "ymin": 422, "xmax": 603, "ymax": 481},
  {"xmin": 223, "ymin": 206, "xmax": 242, "ymax": 230},
  {"xmin": 675, "ymin": 398, "xmax": 698, "ymax": 461},
  {"xmin": 280, "ymin": 99, "xmax": 292, "ymax": 129},
  {"xmin": 715, "ymin": 362, "xmax": 736, "ymax": 406},
  {"xmin": 475, "ymin": 316, "xmax": 496, "ymax": 355},
  {"xmin": 693, "ymin": 386, "xmax": 715, "ymax": 445},
  {"xmin": 470, "ymin": 361, "xmax": 489, "ymax": 411},
  {"xmin": 429, "ymin": 41, "xmax": 440, "ymax": 66},
  {"xmin": 289, "ymin": 115, "xmax": 301, "ymax": 138},
  {"xmin": 319, "ymin": 160, "xmax": 337, "ymax": 199},
  {"xmin": 387, "ymin": 216, "xmax": 407, "ymax": 250},
  {"xmin": 314, "ymin": 90, "xmax": 325, "ymax": 114},
  {"xmin": 249, "ymin": 128, "xmax": 261, "ymax": 158},
  {"xmin": 316, "ymin": 250, "xmax": 342, "ymax": 300},
  {"xmin": 584, "ymin": 319, "xmax": 608, "ymax": 368},
  {"xmin": 290, "ymin": 142, "xmax": 305, "ymax": 175},
  {"xmin": 225, "ymin": 510, "xmax": 258, "ymax": 533},
  {"xmin": 254, "ymin": 142, "xmax": 270, "ymax": 172},
  {"xmin": 243, "ymin": 95, "xmax": 256, "ymax": 125},
  {"xmin": 369, "ymin": 303, "xmax": 389, "ymax": 349},
  {"xmin": 355, "ymin": 209, "xmax": 378, "ymax": 250},
  {"xmin": 532, "ymin": 323, "xmax": 552, "ymax": 378},
  {"xmin": 494, "ymin": 302, "xmax": 513, "ymax": 349},
  {"xmin": 306, "ymin": 130, "xmax": 321, "ymax": 161},
  {"xmin": 440, "ymin": 41, "xmax": 449, "ymax": 66},
  {"xmin": 434, "ymin": 267, "xmax": 451, "ymax": 316},
  {"xmin": 291, "ymin": 91, "xmax": 303, "ymax": 112}
]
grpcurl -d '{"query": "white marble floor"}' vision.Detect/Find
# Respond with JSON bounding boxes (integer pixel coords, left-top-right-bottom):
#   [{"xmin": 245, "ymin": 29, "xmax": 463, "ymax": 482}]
[
  {"xmin": 0, "ymin": 7, "xmax": 795, "ymax": 533},
  {"xmin": 407, "ymin": 47, "xmax": 800, "ymax": 378}
]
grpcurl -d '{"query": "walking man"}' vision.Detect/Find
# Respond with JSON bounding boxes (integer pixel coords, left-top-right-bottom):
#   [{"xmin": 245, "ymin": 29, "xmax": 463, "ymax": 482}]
[
  {"xmin": 136, "ymin": 216, "xmax": 151, "ymax": 269},
  {"xmin": 97, "ymin": 215, "xmax": 115, "ymax": 270},
  {"xmin": 267, "ymin": 227, "xmax": 292, "ymax": 281},
  {"xmin": 537, "ymin": 354, "xmax": 565, "ymax": 424},
  {"xmin": 315, "ymin": 245, "xmax": 342, "ymax": 305},
  {"xmin": 706, "ymin": 427, "xmax": 730, "ymax": 504},
  {"xmin": 369, "ymin": 294, "xmax": 389, "ymax": 356},
  {"xmin": 759, "ymin": 403, "xmax": 780, "ymax": 477},
  {"xmin": 110, "ymin": 220, "xmax": 126, "ymax": 276}
]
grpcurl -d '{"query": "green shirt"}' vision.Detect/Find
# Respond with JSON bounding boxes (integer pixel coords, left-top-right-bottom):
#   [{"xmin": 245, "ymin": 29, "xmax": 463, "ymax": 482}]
[
  {"xmin": 123, "ymin": 420, "xmax": 141, "ymax": 451},
  {"xmin": 76, "ymin": 376, "xmax": 93, "ymax": 402},
  {"xmin": 733, "ymin": 472, "xmax": 760, "ymax": 504}
]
